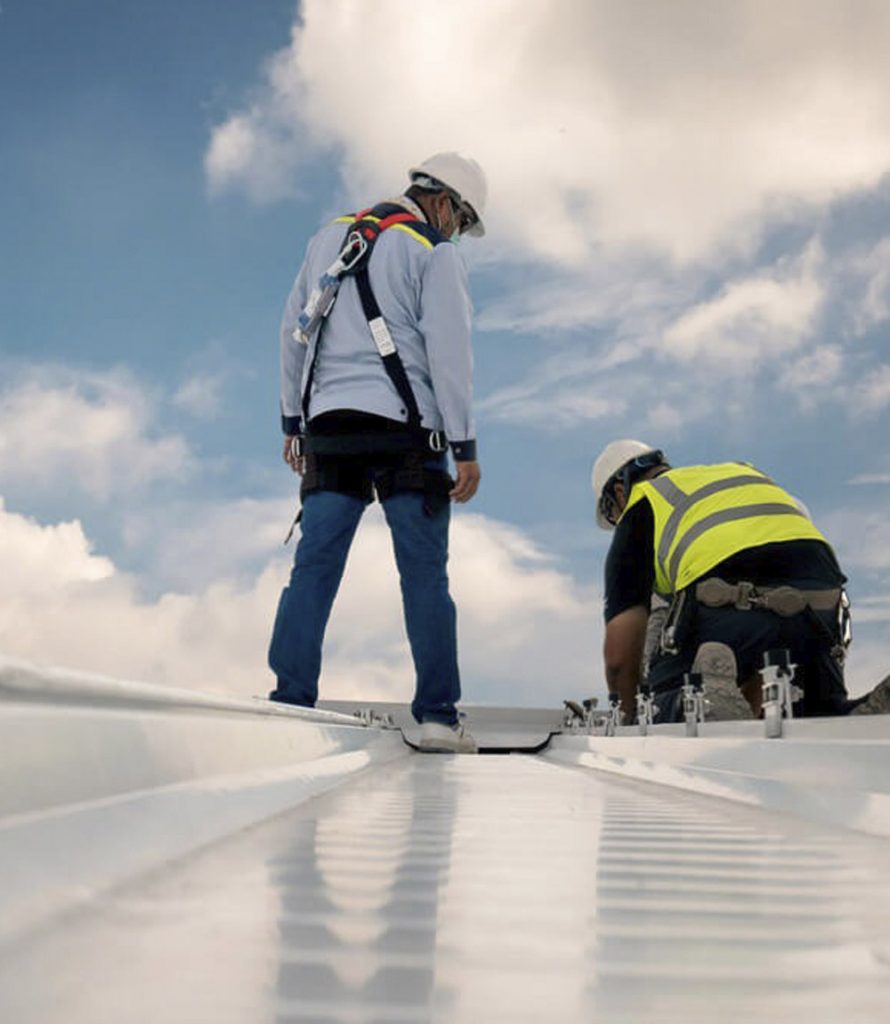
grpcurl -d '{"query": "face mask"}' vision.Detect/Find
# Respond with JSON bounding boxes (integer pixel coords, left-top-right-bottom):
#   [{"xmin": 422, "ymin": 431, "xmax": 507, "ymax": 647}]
[{"xmin": 450, "ymin": 229, "xmax": 461, "ymax": 243}]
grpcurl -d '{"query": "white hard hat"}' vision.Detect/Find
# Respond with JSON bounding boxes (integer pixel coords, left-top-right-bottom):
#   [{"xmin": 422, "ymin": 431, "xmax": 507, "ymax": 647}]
[
  {"xmin": 408, "ymin": 152, "xmax": 487, "ymax": 237},
  {"xmin": 592, "ymin": 439, "xmax": 661, "ymax": 530}
]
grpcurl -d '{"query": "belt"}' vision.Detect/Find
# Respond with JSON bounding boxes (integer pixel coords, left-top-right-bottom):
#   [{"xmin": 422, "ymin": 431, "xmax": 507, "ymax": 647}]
[
  {"xmin": 305, "ymin": 429, "xmax": 447, "ymax": 456},
  {"xmin": 695, "ymin": 577, "xmax": 840, "ymax": 616}
]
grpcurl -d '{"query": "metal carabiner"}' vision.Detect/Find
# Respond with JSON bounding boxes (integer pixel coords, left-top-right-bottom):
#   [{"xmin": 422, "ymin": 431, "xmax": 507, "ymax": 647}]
[
  {"xmin": 336, "ymin": 230, "xmax": 369, "ymax": 274},
  {"xmin": 839, "ymin": 588, "xmax": 852, "ymax": 648}
]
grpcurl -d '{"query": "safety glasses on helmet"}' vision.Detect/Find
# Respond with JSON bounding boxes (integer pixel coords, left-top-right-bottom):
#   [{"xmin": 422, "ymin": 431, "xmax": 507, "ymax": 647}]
[
  {"xmin": 599, "ymin": 449, "xmax": 666, "ymax": 526},
  {"xmin": 411, "ymin": 171, "xmax": 479, "ymax": 235},
  {"xmin": 445, "ymin": 192, "xmax": 478, "ymax": 235}
]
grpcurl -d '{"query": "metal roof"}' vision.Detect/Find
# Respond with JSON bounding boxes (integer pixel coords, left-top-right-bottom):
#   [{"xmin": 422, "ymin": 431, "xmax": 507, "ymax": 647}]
[{"xmin": 3, "ymin": 657, "xmax": 890, "ymax": 1022}]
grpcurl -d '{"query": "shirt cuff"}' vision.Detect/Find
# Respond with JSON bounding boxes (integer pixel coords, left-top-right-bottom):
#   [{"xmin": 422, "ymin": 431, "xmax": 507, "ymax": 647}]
[
  {"xmin": 281, "ymin": 413, "xmax": 303, "ymax": 435},
  {"xmin": 450, "ymin": 439, "xmax": 477, "ymax": 462}
]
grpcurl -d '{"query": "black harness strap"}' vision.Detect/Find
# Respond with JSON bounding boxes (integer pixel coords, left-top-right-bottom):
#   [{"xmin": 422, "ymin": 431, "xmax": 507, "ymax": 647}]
[
  {"xmin": 354, "ymin": 264, "xmax": 423, "ymax": 431},
  {"xmin": 300, "ymin": 204, "xmax": 437, "ymax": 437}
]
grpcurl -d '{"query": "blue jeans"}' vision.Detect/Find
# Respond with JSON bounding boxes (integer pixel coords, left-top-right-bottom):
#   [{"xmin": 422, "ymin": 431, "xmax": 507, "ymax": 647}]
[{"xmin": 268, "ymin": 486, "xmax": 460, "ymax": 725}]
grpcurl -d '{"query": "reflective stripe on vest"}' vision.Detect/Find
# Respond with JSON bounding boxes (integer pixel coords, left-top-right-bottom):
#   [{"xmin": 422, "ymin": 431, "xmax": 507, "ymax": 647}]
[{"xmin": 622, "ymin": 463, "xmax": 829, "ymax": 596}]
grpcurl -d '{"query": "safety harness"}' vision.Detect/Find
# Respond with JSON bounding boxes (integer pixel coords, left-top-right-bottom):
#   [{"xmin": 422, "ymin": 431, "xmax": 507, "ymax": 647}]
[
  {"xmin": 296, "ymin": 203, "xmax": 447, "ymax": 455},
  {"xmin": 285, "ymin": 204, "xmax": 453, "ymax": 532}
]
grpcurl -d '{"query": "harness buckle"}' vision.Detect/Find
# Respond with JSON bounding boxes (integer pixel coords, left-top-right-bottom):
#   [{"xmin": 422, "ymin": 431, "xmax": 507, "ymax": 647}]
[{"xmin": 428, "ymin": 430, "xmax": 447, "ymax": 453}]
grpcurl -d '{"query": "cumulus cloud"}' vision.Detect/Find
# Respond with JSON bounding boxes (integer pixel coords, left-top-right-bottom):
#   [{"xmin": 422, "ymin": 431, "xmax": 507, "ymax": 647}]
[
  {"xmin": 0, "ymin": 500, "xmax": 603, "ymax": 708},
  {"xmin": 482, "ymin": 385, "xmax": 626, "ymax": 431},
  {"xmin": 661, "ymin": 242, "xmax": 825, "ymax": 369},
  {"xmin": 0, "ymin": 499, "xmax": 113, "ymax": 597},
  {"xmin": 477, "ymin": 236, "xmax": 842, "ymax": 432},
  {"xmin": 0, "ymin": 367, "xmax": 193, "ymax": 501},
  {"xmin": 172, "ymin": 372, "xmax": 226, "ymax": 420},
  {"xmin": 206, "ymin": 0, "xmax": 890, "ymax": 264},
  {"xmin": 5, "ymin": 495, "xmax": 886, "ymax": 703}
]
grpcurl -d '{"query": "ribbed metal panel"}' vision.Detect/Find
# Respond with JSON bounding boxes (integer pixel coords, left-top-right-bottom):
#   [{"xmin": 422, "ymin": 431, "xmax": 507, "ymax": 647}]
[{"xmin": 3, "ymin": 754, "xmax": 889, "ymax": 1023}]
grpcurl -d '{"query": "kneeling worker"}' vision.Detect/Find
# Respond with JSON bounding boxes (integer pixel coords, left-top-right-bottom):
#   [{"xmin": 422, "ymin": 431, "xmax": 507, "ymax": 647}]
[
  {"xmin": 592, "ymin": 440, "xmax": 856, "ymax": 722},
  {"xmin": 268, "ymin": 153, "xmax": 486, "ymax": 753}
]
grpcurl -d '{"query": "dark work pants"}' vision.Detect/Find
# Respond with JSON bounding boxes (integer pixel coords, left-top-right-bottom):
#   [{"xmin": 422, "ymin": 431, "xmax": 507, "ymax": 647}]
[{"xmin": 648, "ymin": 599, "xmax": 851, "ymax": 721}]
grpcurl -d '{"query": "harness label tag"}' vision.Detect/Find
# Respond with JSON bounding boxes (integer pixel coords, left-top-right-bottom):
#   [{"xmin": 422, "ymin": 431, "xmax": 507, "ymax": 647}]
[{"xmin": 368, "ymin": 316, "xmax": 396, "ymax": 356}]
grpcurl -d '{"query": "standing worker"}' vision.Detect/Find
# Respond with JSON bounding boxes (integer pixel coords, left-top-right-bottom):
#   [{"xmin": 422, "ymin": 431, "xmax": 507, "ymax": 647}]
[
  {"xmin": 268, "ymin": 153, "xmax": 486, "ymax": 753},
  {"xmin": 591, "ymin": 440, "xmax": 862, "ymax": 723}
]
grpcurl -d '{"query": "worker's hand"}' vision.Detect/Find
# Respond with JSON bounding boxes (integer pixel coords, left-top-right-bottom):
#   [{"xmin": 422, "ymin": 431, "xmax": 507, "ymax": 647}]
[
  {"xmin": 450, "ymin": 460, "xmax": 481, "ymax": 503},
  {"xmin": 283, "ymin": 435, "xmax": 305, "ymax": 476}
]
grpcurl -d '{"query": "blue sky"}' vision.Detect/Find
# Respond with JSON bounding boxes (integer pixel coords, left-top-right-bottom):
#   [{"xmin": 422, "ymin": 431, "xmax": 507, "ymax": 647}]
[{"xmin": 2, "ymin": 0, "xmax": 890, "ymax": 705}]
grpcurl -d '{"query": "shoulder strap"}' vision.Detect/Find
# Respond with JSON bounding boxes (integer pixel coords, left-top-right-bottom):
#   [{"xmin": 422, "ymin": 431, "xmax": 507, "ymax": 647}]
[
  {"xmin": 354, "ymin": 263, "xmax": 423, "ymax": 430},
  {"xmin": 301, "ymin": 205, "xmax": 441, "ymax": 432}
]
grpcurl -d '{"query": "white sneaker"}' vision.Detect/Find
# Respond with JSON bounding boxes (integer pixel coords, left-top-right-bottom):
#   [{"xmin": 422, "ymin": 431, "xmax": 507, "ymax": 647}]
[{"xmin": 417, "ymin": 719, "xmax": 478, "ymax": 754}]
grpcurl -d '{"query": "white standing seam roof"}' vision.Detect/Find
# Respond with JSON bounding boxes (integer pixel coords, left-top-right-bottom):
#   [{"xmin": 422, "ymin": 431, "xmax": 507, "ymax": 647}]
[{"xmin": 2, "ymin": 657, "xmax": 890, "ymax": 1023}]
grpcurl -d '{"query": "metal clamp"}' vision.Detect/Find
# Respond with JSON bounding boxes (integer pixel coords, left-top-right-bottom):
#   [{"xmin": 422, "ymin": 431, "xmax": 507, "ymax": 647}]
[
  {"xmin": 760, "ymin": 649, "xmax": 800, "ymax": 739},
  {"xmin": 636, "ymin": 685, "xmax": 656, "ymax": 736},
  {"xmin": 562, "ymin": 697, "xmax": 599, "ymax": 733},
  {"xmin": 352, "ymin": 708, "xmax": 396, "ymax": 730},
  {"xmin": 604, "ymin": 693, "xmax": 623, "ymax": 737},
  {"xmin": 682, "ymin": 672, "xmax": 705, "ymax": 737}
]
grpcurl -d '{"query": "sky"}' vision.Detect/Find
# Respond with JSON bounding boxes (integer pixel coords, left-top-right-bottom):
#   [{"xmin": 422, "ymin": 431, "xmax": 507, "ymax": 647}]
[{"xmin": 2, "ymin": 0, "xmax": 890, "ymax": 708}]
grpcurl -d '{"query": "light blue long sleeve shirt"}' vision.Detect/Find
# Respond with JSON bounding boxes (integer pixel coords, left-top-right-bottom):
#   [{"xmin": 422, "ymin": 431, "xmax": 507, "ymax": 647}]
[{"xmin": 279, "ymin": 197, "xmax": 476, "ymax": 460}]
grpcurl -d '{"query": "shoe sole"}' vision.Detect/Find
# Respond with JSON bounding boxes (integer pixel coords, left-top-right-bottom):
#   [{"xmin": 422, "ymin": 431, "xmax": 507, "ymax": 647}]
[
  {"xmin": 850, "ymin": 678, "xmax": 890, "ymax": 715},
  {"xmin": 416, "ymin": 738, "xmax": 478, "ymax": 754},
  {"xmin": 692, "ymin": 642, "xmax": 754, "ymax": 721}
]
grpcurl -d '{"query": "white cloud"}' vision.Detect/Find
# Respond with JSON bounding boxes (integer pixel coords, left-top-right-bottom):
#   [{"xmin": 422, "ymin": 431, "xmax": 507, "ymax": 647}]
[
  {"xmin": 778, "ymin": 346, "xmax": 843, "ymax": 393},
  {"xmin": 820, "ymin": 505, "xmax": 890, "ymax": 577},
  {"xmin": 207, "ymin": 0, "xmax": 890, "ymax": 264},
  {"xmin": 0, "ymin": 499, "xmax": 113, "ymax": 598},
  {"xmin": 849, "ymin": 595, "xmax": 890, "ymax": 625},
  {"xmin": 0, "ymin": 499, "xmax": 603, "ymax": 708},
  {"xmin": 479, "ymin": 345, "xmax": 640, "ymax": 429},
  {"xmin": 172, "ymin": 373, "xmax": 225, "ymax": 420},
  {"xmin": 205, "ymin": 105, "xmax": 306, "ymax": 204},
  {"xmin": 661, "ymin": 243, "xmax": 824, "ymax": 369},
  {"xmin": 854, "ymin": 364, "xmax": 890, "ymax": 414},
  {"xmin": 848, "ymin": 473, "xmax": 890, "ymax": 486},
  {"xmin": 0, "ymin": 367, "xmax": 193, "ymax": 501},
  {"xmin": 123, "ymin": 495, "xmax": 298, "ymax": 591},
  {"xmin": 476, "ymin": 236, "xmax": 835, "ymax": 432},
  {"xmin": 5, "ymin": 495, "xmax": 886, "ymax": 707},
  {"xmin": 482, "ymin": 385, "xmax": 625, "ymax": 430},
  {"xmin": 851, "ymin": 236, "xmax": 890, "ymax": 335}
]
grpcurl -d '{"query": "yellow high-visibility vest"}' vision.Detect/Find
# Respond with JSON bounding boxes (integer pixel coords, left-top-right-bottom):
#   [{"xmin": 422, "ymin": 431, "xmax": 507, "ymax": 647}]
[{"xmin": 622, "ymin": 462, "xmax": 829, "ymax": 597}]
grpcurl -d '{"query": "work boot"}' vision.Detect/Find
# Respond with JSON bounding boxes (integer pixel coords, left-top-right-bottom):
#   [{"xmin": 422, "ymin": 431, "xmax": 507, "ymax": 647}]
[
  {"xmin": 849, "ymin": 675, "xmax": 890, "ymax": 715},
  {"xmin": 692, "ymin": 642, "xmax": 754, "ymax": 721},
  {"xmin": 418, "ymin": 719, "xmax": 478, "ymax": 754}
]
